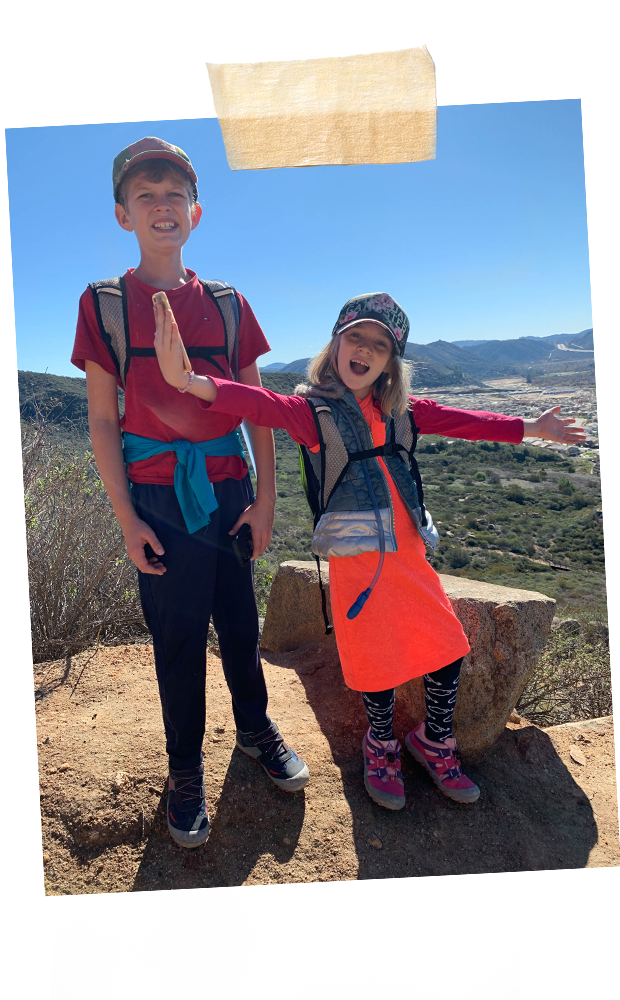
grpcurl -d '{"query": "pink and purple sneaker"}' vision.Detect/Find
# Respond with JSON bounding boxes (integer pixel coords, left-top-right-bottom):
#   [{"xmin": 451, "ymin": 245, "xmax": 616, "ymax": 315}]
[
  {"xmin": 362, "ymin": 728, "xmax": 406, "ymax": 811},
  {"xmin": 405, "ymin": 721, "xmax": 480, "ymax": 803}
]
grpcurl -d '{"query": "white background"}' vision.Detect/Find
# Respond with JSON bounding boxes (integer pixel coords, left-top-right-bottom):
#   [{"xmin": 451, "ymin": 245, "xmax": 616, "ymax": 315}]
[{"xmin": 2, "ymin": 0, "xmax": 620, "ymax": 44}]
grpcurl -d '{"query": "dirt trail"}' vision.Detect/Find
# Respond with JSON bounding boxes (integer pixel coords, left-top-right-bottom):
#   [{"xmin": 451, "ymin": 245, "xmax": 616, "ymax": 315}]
[{"xmin": 34, "ymin": 642, "xmax": 618, "ymax": 895}]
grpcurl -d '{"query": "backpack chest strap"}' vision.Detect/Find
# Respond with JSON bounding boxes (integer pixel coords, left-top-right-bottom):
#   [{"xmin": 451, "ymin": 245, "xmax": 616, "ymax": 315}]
[{"xmin": 346, "ymin": 441, "xmax": 407, "ymax": 462}]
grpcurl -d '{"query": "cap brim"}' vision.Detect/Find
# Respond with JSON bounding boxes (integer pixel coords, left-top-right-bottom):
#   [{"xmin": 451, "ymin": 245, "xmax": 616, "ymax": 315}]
[
  {"xmin": 117, "ymin": 149, "xmax": 198, "ymax": 185},
  {"xmin": 335, "ymin": 319, "xmax": 394, "ymax": 338}
]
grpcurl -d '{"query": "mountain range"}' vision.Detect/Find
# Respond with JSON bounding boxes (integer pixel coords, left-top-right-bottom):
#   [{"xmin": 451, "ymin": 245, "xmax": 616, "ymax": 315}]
[{"xmin": 260, "ymin": 329, "xmax": 593, "ymax": 380}]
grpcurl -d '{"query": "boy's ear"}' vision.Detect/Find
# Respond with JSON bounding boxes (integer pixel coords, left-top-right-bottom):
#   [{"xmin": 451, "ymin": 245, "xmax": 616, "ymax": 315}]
[
  {"xmin": 190, "ymin": 202, "xmax": 203, "ymax": 230},
  {"xmin": 114, "ymin": 202, "xmax": 134, "ymax": 233}
]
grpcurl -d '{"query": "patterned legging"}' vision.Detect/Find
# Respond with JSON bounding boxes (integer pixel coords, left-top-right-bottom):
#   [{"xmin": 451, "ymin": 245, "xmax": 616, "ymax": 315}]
[{"xmin": 361, "ymin": 658, "xmax": 463, "ymax": 743}]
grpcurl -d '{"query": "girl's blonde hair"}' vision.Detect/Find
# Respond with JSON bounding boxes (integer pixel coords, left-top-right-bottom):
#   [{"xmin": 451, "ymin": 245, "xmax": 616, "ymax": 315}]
[{"xmin": 306, "ymin": 329, "xmax": 414, "ymax": 417}]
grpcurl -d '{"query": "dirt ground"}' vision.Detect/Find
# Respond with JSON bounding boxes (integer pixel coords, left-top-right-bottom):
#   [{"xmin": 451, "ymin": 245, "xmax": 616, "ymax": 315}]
[{"xmin": 34, "ymin": 641, "xmax": 619, "ymax": 895}]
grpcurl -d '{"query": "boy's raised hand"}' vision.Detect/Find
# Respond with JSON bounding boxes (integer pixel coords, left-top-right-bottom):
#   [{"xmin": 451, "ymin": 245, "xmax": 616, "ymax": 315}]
[
  {"xmin": 153, "ymin": 294, "xmax": 190, "ymax": 390},
  {"xmin": 523, "ymin": 406, "xmax": 587, "ymax": 445}
]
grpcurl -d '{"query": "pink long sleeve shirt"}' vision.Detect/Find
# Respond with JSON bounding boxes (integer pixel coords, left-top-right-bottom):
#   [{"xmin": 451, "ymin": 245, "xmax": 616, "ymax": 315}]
[{"xmin": 199, "ymin": 379, "xmax": 525, "ymax": 447}]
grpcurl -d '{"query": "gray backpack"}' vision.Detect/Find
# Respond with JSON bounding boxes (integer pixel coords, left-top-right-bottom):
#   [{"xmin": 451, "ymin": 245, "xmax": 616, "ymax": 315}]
[{"xmin": 88, "ymin": 275, "xmax": 241, "ymax": 388}]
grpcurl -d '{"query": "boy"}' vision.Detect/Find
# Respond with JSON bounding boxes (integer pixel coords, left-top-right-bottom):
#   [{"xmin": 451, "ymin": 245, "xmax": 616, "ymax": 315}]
[{"xmin": 71, "ymin": 137, "xmax": 309, "ymax": 849}]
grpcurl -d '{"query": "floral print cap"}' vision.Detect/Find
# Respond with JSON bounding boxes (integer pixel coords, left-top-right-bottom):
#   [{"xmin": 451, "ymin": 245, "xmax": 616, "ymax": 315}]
[{"xmin": 331, "ymin": 292, "xmax": 410, "ymax": 357}]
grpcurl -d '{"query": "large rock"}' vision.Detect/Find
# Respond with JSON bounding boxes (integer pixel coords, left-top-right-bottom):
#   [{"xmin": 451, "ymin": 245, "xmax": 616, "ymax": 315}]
[
  {"xmin": 261, "ymin": 562, "xmax": 556, "ymax": 756},
  {"xmin": 396, "ymin": 575, "xmax": 555, "ymax": 757},
  {"xmin": 260, "ymin": 560, "xmax": 335, "ymax": 653}
]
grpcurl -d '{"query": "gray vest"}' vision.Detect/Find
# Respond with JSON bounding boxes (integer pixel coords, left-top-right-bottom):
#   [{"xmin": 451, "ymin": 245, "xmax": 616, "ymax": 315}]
[{"xmin": 296, "ymin": 384, "xmax": 439, "ymax": 558}]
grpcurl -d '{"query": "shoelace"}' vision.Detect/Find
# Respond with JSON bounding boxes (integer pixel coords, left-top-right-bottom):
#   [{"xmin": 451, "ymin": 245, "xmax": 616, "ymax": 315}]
[
  {"xmin": 254, "ymin": 727, "xmax": 292, "ymax": 762},
  {"xmin": 171, "ymin": 771, "xmax": 204, "ymax": 805},
  {"xmin": 367, "ymin": 737, "xmax": 399, "ymax": 758},
  {"xmin": 438, "ymin": 746, "xmax": 462, "ymax": 781},
  {"xmin": 367, "ymin": 742, "xmax": 402, "ymax": 780}
]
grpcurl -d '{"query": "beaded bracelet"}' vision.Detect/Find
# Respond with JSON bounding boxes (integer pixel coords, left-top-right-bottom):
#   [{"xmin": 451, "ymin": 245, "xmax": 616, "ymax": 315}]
[{"xmin": 178, "ymin": 370, "xmax": 195, "ymax": 394}]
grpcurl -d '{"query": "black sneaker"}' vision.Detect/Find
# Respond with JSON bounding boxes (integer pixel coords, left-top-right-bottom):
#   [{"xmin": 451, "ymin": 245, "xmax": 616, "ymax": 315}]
[
  {"xmin": 167, "ymin": 763, "xmax": 210, "ymax": 848},
  {"xmin": 236, "ymin": 722, "xmax": 310, "ymax": 792}
]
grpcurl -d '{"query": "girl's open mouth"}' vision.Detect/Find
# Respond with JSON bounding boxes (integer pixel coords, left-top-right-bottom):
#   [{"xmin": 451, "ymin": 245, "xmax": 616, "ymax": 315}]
[
  {"xmin": 350, "ymin": 359, "xmax": 370, "ymax": 376},
  {"xmin": 152, "ymin": 221, "xmax": 177, "ymax": 231}
]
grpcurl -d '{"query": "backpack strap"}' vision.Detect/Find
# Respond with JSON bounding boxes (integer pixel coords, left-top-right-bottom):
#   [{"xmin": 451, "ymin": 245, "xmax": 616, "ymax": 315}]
[
  {"xmin": 198, "ymin": 279, "xmax": 240, "ymax": 380},
  {"xmin": 304, "ymin": 398, "xmax": 353, "ymax": 515},
  {"xmin": 393, "ymin": 408, "xmax": 427, "ymax": 524},
  {"xmin": 89, "ymin": 277, "xmax": 130, "ymax": 386},
  {"xmin": 297, "ymin": 400, "xmax": 337, "ymax": 637}
]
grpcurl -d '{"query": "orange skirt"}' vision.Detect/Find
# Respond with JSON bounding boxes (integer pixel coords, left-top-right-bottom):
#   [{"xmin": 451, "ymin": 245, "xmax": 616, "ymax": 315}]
[{"xmin": 328, "ymin": 395, "xmax": 470, "ymax": 692}]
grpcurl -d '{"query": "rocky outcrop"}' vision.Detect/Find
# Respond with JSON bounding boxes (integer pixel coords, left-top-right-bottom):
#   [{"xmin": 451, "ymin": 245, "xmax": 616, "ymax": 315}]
[
  {"xmin": 260, "ymin": 560, "xmax": 335, "ymax": 653},
  {"xmin": 397, "ymin": 575, "xmax": 556, "ymax": 756},
  {"xmin": 261, "ymin": 562, "xmax": 556, "ymax": 756}
]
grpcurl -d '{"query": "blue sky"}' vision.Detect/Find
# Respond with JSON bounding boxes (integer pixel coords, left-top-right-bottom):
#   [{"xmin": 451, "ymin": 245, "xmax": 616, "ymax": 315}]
[{"xmin": 6, "ymin": 100, "xmax": 591, "ymax": 376}]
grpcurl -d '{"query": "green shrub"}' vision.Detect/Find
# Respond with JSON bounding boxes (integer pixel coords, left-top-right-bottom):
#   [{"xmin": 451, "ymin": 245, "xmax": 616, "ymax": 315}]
[
  {"xmin": 448, "ymin": 546, "xmax": 471, "ymax": 569},
  {"xmin": 505, "ymin": 484, "xmax": 525, "ymax": 503},
  {"xmin": 558, "ymin": 477, "xmax": 575, "ymax": 495},
  {"xmin": 253, "ymin": 559, "xmax": 274, "ymax": 617}
]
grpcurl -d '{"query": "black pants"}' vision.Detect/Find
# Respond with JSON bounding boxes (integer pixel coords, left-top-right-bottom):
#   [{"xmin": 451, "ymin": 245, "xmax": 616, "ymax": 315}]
[{"xmin": 132, "ymin": 477, "xmax": 269, "ymax": 771}]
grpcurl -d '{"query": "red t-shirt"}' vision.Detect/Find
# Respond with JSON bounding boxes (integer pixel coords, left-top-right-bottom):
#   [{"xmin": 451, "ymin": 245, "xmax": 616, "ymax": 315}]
[{"xmin": 71, "ymin": 269, "xmax": 271, "ymax": 484}]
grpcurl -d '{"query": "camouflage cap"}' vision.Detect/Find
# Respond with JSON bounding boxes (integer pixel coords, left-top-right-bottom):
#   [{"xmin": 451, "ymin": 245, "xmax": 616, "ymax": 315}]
[
  {"xmin": 113, "ymin": 137, "xmax": 198, "ymax": 201},
  {"xmin": 332, "ymin": 293, "xmax": 410, "ymax": 357}
]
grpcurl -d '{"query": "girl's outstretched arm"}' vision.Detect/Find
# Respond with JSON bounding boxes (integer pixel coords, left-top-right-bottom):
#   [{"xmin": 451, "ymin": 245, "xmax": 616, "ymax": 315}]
[
  {"xmin": 411, "ymin": 397, "xmax": 586, "ymax": 446},
  {"xmin": 153, "ymin": 296, "xmax": 318, "ymax": 447}
]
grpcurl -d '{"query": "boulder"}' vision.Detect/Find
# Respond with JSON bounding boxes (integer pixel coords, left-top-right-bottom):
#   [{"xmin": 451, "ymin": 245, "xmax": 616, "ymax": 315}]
[
  {"xmin": 396, "ymin": 575, "xmax": 555, "ymax": 757},
  {"xmin": 261, "ymin": 562, "xmax": 556, "ymax": 756},
  {"xmin": 260, "ymin": 560, "xmax": 335, "ymax": 653},
  {"xmin": 552, "ymin": 617, "xmax": 581, "ymax": 637}
]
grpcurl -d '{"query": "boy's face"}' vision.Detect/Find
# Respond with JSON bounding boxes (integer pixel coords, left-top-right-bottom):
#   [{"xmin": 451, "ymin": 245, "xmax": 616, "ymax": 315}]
[{"xmin": 114, "ymin": 171, "xmax": 202, "ymax": 254}]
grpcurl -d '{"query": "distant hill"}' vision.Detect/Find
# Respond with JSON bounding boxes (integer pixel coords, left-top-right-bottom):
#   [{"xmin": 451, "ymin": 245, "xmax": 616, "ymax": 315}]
[
  {"xmin": 405, "ymin": 357, "xmax": 478, "ymax": 388},
  {"xmin": 19, "ymin": 370, "xmax": 90, "ymax": 428},
  {"xmin": 550, "ymin": 326, "xmax": 620, "ymax": 364},
  {"xmin": 521, "ymin": 328, "xmax": 592, "ymax": 345},
  {"xmin": 565, "ymin": 326, "xmax": 620, "ymax": 351},
  {"xmin": 466, "ymin": 338, "xmax": 555, "ymax": 365},
  {"xmin": 455, "ymin": 328, "xmax": 592, "ymax": 349},
  {"xmin": 281, "ymin": 358, "xmax": 311, "ymax": 374},
  {"xmin": 259, "ymin": 358, "xmax": 312, "ymax": 374},
  {"xmin": 405, "ymin": 341, "xmax": 496, "ymax": 380},
  {"xmin": 451, "ymin": 339, "xmax": 488, "ymax": 348},
  {"xmin": 260, "ymin": 362, "xmax": 287, "ymax": 372}
]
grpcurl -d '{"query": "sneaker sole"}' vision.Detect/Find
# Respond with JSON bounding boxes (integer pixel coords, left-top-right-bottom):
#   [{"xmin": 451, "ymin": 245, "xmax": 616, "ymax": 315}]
[
  {"xmin": 405, "ymin": 734, "xmax": 480, "ymax": 803},
  {"xmin": 363, "ymin": 736, "xmax": 406, "ymax": 811},
  {"xmin": 236, "ymin": 738, "xmax": 310, "ymax": 792},
  {"xmin": 167, "ymin": 817, "xmax": 211, "ymax": 849}
]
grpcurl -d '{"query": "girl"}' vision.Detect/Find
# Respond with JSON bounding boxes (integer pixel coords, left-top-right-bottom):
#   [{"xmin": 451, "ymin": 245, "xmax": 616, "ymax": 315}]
[{"xmin": 153, "ymin": 292, "xmax": 584, "ymax": 811}]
